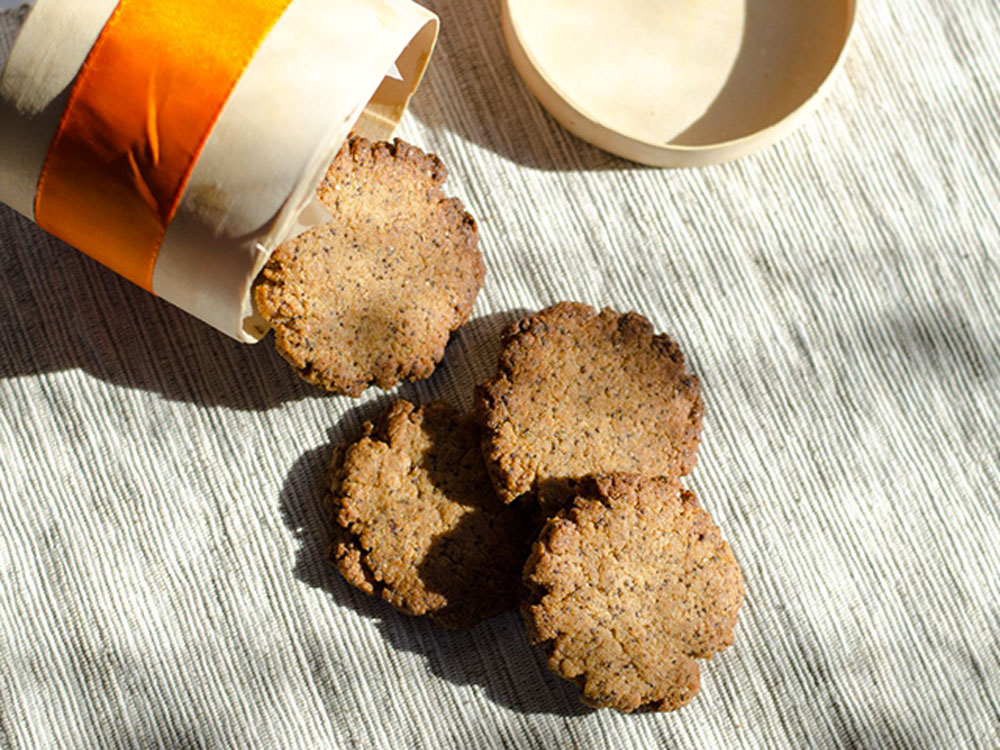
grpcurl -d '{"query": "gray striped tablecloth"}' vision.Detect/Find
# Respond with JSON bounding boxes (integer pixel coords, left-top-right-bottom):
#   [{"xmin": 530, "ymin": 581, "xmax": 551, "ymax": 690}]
[{"xmin": 1, "ymin": 2, "xmax": 998, "ymax": 747}]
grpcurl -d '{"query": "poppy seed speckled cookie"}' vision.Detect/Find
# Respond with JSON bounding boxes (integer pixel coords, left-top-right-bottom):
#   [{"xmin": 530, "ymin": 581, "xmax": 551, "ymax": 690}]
[
  {"xmin": 522, "ymin": 474, "xmax": 744, "ymax": 713},
  {"xmin": 329, "ymin": 400, "xmax": 534, "ymax": 629},
  {"xmin": 477, "ymin": 303, "xmax": 704, "ymax": 508},
  {"xmin": 254, "ymin": 135, "xmax": 484, "ymax": 396}
]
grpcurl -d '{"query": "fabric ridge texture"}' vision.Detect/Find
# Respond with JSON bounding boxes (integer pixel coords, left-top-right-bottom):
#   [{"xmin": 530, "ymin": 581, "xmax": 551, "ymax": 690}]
[{"xmin": 1, "ymin": 3, "xmax": 999, "ymax": 748}]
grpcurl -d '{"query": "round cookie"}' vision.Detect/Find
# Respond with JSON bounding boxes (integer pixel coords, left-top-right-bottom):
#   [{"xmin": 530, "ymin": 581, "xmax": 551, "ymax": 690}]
[
  {"xmin": 254, "ymin": 135, "xmax": 484, "ymax": 396},
  {"xmin": 477, "ymin": 302, "xmax": 704, "ymax": 507},
  {"xmin": 329, "ymin": 400, "xmax": 534, "ymax": 629},
  {"xmin": 522, "ymin": 474, "xmax": 744, "ymax": 712}
]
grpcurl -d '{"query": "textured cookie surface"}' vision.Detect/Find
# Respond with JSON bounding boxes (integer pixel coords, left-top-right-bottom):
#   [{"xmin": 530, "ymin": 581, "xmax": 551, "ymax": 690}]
[
  {"xmin": 329, "ymin": 400, "xmax": 533, "ymax": 629},
  {"xmin": 477, "ymin": 303, "xmax": 703, "ymax": 507},
  {"xmin": 254, "ymin": 135, "xmax": 484, "ymax": 396},
  {"xmin": 522, "ymin": 474, "xmax": 744, "ymax": 712}
]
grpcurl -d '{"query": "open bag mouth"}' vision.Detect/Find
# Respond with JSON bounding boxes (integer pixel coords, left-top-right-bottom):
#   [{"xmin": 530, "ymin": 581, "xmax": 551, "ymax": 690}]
[{"xmin": 0, "ymin": 0, "xmax": 438, "ymax": 342}]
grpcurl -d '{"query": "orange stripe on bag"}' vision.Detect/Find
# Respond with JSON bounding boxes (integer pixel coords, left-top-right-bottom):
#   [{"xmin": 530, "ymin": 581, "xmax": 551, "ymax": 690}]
[{"xmin": 34, "ymin": 0, "xmax": 293, "ymax": 292}]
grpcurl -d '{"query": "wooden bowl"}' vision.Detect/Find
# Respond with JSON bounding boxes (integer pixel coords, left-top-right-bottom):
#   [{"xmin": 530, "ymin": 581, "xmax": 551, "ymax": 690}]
[{"xmin": 502, "ymin": 0, "xmax": 857, "ymax": 166}]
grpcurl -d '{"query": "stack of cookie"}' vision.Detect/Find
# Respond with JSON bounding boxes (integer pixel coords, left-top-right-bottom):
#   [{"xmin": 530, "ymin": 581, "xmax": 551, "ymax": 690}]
[
  {"xmin": 250, "ymin": 129, "xmax": 741, "ymax": 714},
  {"xmin": 327, "ymin": 303, "xmax": 745, "ymax": 713}
]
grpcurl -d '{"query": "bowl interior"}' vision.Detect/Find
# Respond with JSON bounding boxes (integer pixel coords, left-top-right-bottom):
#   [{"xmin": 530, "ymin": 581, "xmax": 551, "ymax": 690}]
[{"xmin": 507, "ymin": 0, "xmax": 854, "ymax": 150}]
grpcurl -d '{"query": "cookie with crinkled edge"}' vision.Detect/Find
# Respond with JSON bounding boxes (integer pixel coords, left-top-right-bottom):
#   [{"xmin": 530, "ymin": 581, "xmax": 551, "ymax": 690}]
[
  {"xmin": 254, "ymin": 135, "xmax": 484, "ymax": 397},
  {"xmin": 328, "ymin": 400, "xmax": 534, "ymax": 629},
  {"xmin": 522, "ymin": 473, "xmax": 744, "ymax": 713},
  {"xmin": 477, "ymin": 302, "xmax": 704, "ymax": 508}
]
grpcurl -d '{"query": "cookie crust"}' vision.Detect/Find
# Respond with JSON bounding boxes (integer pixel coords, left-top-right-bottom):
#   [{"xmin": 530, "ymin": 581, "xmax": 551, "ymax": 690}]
[
  {"xmin": 522, "ymin": 474, "xmax": 744, "ymax": 712},
  {"xmin": 477, "ymin": 303, "xmax": 704, "ymax": 507},
  {"xmin": 254, "ymin": 135, "xmax": 484, "ymax": 396},
  {"xmin": 329, "ymin": 400, "xmax": 533, "ymax": 629}
]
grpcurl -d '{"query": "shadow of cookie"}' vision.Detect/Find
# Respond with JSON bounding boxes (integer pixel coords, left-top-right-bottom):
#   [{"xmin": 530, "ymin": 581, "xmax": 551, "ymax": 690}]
[{"xmin": 278, "ymin": 398, "xmax": 586, "ymax": 716}]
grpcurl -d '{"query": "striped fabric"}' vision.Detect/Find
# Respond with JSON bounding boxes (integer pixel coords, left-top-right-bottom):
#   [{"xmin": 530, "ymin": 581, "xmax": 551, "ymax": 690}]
[{"xmin": 1, "ymin": 2, "xmax": 998, "ymax": 747}]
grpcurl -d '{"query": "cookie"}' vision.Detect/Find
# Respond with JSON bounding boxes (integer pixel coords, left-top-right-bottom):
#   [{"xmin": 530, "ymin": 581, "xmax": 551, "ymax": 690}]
[
  {"xmin": 254, "ymin": 135, "xmax": 485, "ymax": 396},
  {"xmin": 477, "ymin": 303, "xmax": 703, "ymax": 508},
  {"xmin": 522, "ymin": 474, "xmax": 744, "ymax": 712},
  {"xmin": 329, "ymin": 400, "xmax": 534, "ymax": 629}
]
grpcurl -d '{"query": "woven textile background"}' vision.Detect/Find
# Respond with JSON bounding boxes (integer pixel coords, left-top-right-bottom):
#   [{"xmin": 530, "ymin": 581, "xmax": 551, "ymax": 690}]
[{"xmin": 2, "ymin": 2, "xmax": 999, "ymax": 748}]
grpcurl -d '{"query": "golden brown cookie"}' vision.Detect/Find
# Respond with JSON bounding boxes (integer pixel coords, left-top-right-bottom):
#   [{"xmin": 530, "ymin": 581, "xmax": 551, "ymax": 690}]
[
  {"xmin": 477, "ymin": 303, "xmax": 704, "ymax": 508},
  {"xmin": 254, "ymin": 135, "xmax": 485, "ymax": 396},
  {"xmin": 522, "ymin": 474, "xmax": 744, "ymax": 713},
  {"xmin": 329, "ymin": 400, "xmax": 534, "ymax": 629}
]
